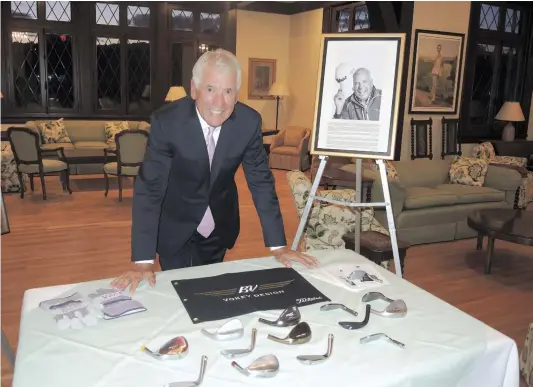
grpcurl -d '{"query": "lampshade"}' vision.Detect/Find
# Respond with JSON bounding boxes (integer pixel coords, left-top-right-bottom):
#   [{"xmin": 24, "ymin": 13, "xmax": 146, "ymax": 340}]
[
  {"xmin": 165, "ymin": 86, "xmax": 187, "ymax": 102},
  {"xmin": 269, "ymin": 82, "xmax": 289, "ymax": 97},
  {"xmin": 495, "ymin": 102, "xmax": 525, "ymax": 122}
]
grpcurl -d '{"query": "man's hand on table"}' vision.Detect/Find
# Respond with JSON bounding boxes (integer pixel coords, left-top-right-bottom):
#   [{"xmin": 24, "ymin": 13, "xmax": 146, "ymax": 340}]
[
  {"xmin": 272, "ymin": 247, "xmax": 319, "ymax": 268},
  {"xmin": 111, "ymin": 263, "xmax": 156, "ymax": 295}
]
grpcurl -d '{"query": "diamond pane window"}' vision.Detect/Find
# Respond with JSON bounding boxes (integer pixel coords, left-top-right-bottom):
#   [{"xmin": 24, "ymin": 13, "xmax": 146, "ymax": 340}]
[
  {"xmin": 96, "ymin": 37, "xmax": 121, "ymax": 110},
  {"xmin": 200, "ymin": 13, "xmax": 221, "ymax": 34},
  {"xmin": 172, "ymin": 10, "xmax": 193, "ymax": 31},
  {"xmin": 336, "ymin": 9, "xmax": 349, "ymax": 32},
  {"xmin": 479, "ymin": 4, "xmax": 500, "ymax": 31},
  {"xmin": 469, "ymin": 44, "xmax": 496, "ymax": 125},
  {"xmin": 353, "ymin": 5, "xmax": 370, "ymax": 30},
  {"xmin": 127, "ymin": 6, "xmax": 150, "ymax": 28},
  {"xmin": 46, "ymin": 2, "xmax": 71, "ymax": 22},
  {"xmin": 127, "ymin": 40, "xmax": 151, "ymax": 111},
  {"xmin": 11, "ymin": 32, "xmax": 41, "ymax": 108},
  {"xmin": 46, "ymin": 33, "xmax": 75, "ymax": 109},
  {"xmin": 505, "ymin": 9, "xmax": 521, "ymax": 34},
  {"xmin": 96, "ymin": 3, "xmax": 119, "ymax": 26},
  {"xmin": 11, "ymin": 1, "xmax": 38, "ymax": 19}
]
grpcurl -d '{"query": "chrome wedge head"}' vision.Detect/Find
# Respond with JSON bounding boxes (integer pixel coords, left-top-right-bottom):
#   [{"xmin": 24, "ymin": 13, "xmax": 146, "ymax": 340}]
[
  {"xmin": 164, "ymin": 355, "xmax": 208, "ymax": 387},
  {"xmin": 361, "ymin": 292, "xmax": 394, "ymax": 303},
  {"xmin": 141, "ymin": 336, "xmax": 189, "ymax": 360},
  {"xmin": 338, "ymin": 304, "xmax": 371, "ymax": 330},
  {"xmin": 231, "ymin": 354, "xmax": 279, "ymax": 378},
  {"xmin": 362, "ymin": 292, "xmax": 407, "ymax": 318},
  {"xmin": 320, "ymin": 303, "xmax": 358, "ymax": 317},
  {"xmin": 220, "ymin": 328, "xmax": 257, "ymax": 359},
  {"xmin": 258, "ymin": 306, "xmax": 301, "ymax": 327},
  {"xmin": 267, "ymin": 321, "xmax": 312, "ymax": 345},
  {"xmin": 201, "ymin": 318, "xmax": 244, "ymax": 341},
  {"xmin": 360, "ymin": 333, "xmax": 405, "ymax": 348},
  {"xmin": 297, "ymin": 333, "xmax": 334, "ymax": 365}
]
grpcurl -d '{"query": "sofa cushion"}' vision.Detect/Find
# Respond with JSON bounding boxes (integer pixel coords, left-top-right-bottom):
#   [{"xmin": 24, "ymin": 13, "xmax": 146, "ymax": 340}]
[
  {"xmin": 449, "ymin": 156, "xmax": 489, "ymax": 187},
  {"xmin": 41, "ymin": 143, "xmax": 75, "ymax": 151},
  {"xmin": 404, "ymin": 187, "xmax": 457, "ymax": 209},
  {"xmin": 271, "ymin": 146, "xmax": 299, "ymax": 156},
  {"xmin": 74, "ymin": 141, "xmax": 108, "ymax": 149},
  {"xmin": 435, "ymin": 184, "xmax": 504, "ymax": 204}
]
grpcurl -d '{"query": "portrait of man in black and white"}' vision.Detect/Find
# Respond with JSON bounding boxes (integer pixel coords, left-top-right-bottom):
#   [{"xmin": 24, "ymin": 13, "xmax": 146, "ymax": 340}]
[{"xmin": 332, "ymin": 67, "xmax": 382, "ymax": 121}]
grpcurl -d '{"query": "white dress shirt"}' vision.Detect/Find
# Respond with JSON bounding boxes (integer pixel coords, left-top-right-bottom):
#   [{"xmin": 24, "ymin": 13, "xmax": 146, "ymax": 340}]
[{"xmin": 136, "ymin": 109, "xmax": 283, "ymax": 265}]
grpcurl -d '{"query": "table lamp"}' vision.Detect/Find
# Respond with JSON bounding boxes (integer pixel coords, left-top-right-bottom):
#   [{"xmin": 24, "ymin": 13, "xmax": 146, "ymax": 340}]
[
  {"xmin": 495, "ymin": 101, "xmax": 525, "ymax": 141},
  {"xmin": 269, "ymin": 82, "xmax": 289, "ymax": 131},
  {"xmin": 165, "ymin": 86, "xmax": 187, "ymax": 102}
]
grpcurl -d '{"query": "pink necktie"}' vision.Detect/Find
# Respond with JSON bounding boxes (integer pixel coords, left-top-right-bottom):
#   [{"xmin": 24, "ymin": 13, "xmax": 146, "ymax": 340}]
[{"xmin": 197, "ymin": 126, "xmax": 216, "ymax": 238}]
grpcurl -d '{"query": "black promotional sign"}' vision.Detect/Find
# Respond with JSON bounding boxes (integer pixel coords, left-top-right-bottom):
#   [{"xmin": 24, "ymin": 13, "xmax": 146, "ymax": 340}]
[{"xmin": 171, "ymin": 268, "xmax": 330, "ymax": 323}]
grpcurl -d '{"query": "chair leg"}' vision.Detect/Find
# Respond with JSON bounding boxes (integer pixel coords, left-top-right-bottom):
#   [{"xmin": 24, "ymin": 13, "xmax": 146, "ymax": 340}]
[
  {"xmin": 64, "ymin": 169, "xmax": 72, "ymax": 194},
  {"xmin": 29, "ymin": 175, "xmax": 34, "ymax": 191},
  {"xmin": 118, "ymin": 175, "xmax": 123, "ymax": 202},
  {"xmin": 18, "ymin": 172, "xmax": 24, "ymax": 199},
  {"xmin": 39, "ymin": 172, "xmax": 46, "ymax": 200},
  {"xmin": 104, "ymin": 173, "xmax": 109, "ymax": 197}
]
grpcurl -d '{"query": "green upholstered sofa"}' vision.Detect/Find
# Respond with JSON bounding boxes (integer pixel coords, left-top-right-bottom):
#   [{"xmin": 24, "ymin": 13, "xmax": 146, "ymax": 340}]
[
  {"xmin": 23, "ymin": 120, "xmax": 150, "ymax": 175},
  {"xmin": 341, "ymin": 159, "xmax": 522, "ymax": 246}
]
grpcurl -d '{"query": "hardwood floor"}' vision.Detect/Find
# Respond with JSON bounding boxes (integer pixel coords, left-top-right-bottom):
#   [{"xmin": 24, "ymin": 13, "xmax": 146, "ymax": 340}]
[{"xmin": 2, "ymin": 169, "xmax": 532, "ymax": 386}]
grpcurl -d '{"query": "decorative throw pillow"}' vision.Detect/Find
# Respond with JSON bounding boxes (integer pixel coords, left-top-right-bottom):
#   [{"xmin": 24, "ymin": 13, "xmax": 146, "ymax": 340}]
[
  {"xmin": 38, "ymin": 119, "xmax": 71, "ymax": 144},
  {"xmin": 105, "ymin": 121, "xmax": 129, "ymax": 145},
  {"xmin": 449, "ymin": 156, "xmax": 488, "ymax": 187}
]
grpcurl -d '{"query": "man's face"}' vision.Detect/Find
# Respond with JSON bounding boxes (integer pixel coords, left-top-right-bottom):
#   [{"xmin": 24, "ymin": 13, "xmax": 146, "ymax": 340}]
[
  {"xmin": 353, "ymin": 71, "xmax": 373, "ymax": 100},
  {"xmin": 191, "ymin": 66, "xmax": 238, "ymax": 127}
]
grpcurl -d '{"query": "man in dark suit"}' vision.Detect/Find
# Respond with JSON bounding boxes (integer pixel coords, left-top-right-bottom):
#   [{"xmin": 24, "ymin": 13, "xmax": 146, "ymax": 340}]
[{"xmin": 112, "ymin": 49, "xmax": 317, "ymax": 294}]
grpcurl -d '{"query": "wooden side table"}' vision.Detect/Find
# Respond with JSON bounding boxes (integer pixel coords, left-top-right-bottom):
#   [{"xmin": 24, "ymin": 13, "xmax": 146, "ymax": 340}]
[{"xmin": 343, "ymin": 231, "xmax": 410, "ymax": 273}]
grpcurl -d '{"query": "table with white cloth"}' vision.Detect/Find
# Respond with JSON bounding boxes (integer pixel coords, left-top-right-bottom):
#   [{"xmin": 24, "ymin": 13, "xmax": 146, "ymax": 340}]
[{"xmin": 13, "ymin": 249, "xmax": 519, "ymax": 387}]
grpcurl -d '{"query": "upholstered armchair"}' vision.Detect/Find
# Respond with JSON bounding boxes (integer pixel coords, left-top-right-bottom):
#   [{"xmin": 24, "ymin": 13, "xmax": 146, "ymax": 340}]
[
  {"xmin": 269, "ymin": 126, "xmax": 311, "ymax": 171},
  {"xmin": 473, "ymin": 142, "xmax": 533, "ymax": 209},
  {"xmin": 103, "ymin": 129, "xmax": 148, "ymax": 202},
  {"xmin": 7, "ymin": 127, "xmax": 72, "ymax": 200},
  {"xmin": 286, "ymin": 170, "xmax": 391, "ymax": 269}
]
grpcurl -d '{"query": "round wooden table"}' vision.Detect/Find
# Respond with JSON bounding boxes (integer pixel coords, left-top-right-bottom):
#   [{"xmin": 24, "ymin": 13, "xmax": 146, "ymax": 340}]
[{"xmin": 467, "ymin": 209, "xmax": 533, "ymax": 274}]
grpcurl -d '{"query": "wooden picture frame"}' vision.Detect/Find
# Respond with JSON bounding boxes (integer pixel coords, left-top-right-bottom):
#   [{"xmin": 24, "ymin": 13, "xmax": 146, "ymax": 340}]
[
  {"xmin": 310, "ymin": 33, "xmax": 406, "ymax": 160},
  {"xmin": 409, "ymin": 29, "xmax": 465, "ymax": 115},
  {"xmin": 248, "ymin": 58, "xmax": 276, "ymax": 99}
]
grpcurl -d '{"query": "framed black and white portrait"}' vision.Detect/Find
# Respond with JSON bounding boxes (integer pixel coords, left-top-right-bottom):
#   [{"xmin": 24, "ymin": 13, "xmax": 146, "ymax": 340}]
[
  {"xmin": 409, "ymin": 30, "xmax": 465, "ymax": 114},
  {"xmin": 310, "ymin": 33, "xmax": 405, "ymax": 160}
]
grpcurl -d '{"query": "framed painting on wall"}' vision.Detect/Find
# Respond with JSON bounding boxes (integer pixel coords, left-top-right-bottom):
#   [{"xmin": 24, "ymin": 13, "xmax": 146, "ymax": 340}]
[
  {"xmin": 310, "ymin": 33, "xmax": 406, "ymax": 160},
  {"xmin": 248, "ymin": 58, "xmax": 276, "ymax": 99},
  {"xmin": 409, "ymin": 29, "xmax": 465, "ymax": 115}
]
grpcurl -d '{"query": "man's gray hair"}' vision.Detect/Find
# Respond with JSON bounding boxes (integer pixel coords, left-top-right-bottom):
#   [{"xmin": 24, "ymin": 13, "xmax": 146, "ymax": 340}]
[
  {"xmin": 353, "ymin": 67, "xmax": 372, "ymax": 80},
  {"xmin": 192, "ymin": 49, "xmax": 242, "ymax": 91}
]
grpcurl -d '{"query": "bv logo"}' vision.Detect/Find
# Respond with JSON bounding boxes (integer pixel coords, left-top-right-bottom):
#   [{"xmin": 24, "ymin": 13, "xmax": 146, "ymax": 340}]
[{"xmin": 238, "ymin": 285, "xmax": 258, "ymax": 294}]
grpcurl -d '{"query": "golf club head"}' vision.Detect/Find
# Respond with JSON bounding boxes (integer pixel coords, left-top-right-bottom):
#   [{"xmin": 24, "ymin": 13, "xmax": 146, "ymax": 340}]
[
  {"xmin": 267, "ymin": 321, "xmax": 312, "ymax": 345},
  {"xmin": 231, "ymin": 354, "xmax": 279, "ymax": 378},
  {"xmin": 371, "ymin": 299, "xmax": 407, "ymax": 318},
  {"xmin": 338, "ymin": 304, "xmax": 371, "ymax": 330},
  {"xmin": 360, "ymin": 333, "xmax": 405, "ymax": 348},
  {"xmin": 361, "ymin": 291, "xmax": 394, "ymax": 303},
  {"xmin": 164, "ymin": 355, "xmax": 207, "ymax": 387},
  {"xmin": 320, "ymin": 303, "xmax": 358, "ymax": 317},
  {"xmin": 296, "ymin": 333, "xmax": 334, "ymax": 365},
  {"xmin": 258, "ymin": 306, "xmax": 301, "ymax": 327},
  {"xmin": 220, "ymin": 328, "xmax": 257, "ymax": 359},
  {"xmin": 201, "ymin": 318, "xmax": 244, "ymax": 341},
  {"xmin": 141, "ymin": 336, "xmax": 189, "ymax": 360}
]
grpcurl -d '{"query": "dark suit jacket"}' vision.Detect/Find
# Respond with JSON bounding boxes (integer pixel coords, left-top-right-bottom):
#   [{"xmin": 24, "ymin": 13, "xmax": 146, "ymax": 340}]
[{"xmin": 131, "ymin": 97, "xmax": 287, "ymax": 261}]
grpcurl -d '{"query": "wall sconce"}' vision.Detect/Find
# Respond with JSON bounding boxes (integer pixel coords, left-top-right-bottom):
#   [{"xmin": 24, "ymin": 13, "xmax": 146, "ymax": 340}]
[{"xmin": 269, "ymin": 82, "xmax": 289, "ymax": 131}]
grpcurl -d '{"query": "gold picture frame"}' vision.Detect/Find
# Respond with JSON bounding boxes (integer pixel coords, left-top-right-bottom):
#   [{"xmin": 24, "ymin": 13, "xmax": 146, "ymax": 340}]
[{"xmin": 248, "ymin": 58, "xmax": 276, "ymax": 100}]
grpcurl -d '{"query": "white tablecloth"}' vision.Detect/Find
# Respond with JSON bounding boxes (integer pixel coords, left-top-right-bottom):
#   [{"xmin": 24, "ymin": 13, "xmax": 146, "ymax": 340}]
[{"xmin": 13, "ymin": 249, "xmax": 519, "ymax": 387}]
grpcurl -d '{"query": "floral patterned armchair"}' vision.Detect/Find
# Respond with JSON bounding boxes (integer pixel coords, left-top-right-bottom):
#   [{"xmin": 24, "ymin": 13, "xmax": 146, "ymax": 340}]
[
  {"xmin": 521, "ymin": 323, "xmax": 533, "ymax": 387},
  {"xmin": 1, "ymin": 142, "xmax": 27, "ymax": 193},
  {"xmin": 473, "ymin": 142, "xmax": 533, "ymax": 209},
  {"xmin": 286, "ymin": 170, "xmax": 392, "ymax": 269}
]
